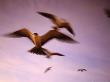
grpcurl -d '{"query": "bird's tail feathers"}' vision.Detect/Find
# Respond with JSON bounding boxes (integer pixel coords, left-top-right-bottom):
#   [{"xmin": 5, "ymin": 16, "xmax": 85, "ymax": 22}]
[
  {"xmin": 28, "ymin": 47, "xmax": 46, "ymax": 55},
  {"xmin": 28, "ymin": 46, "xmax": 38, "ymax": 54}
]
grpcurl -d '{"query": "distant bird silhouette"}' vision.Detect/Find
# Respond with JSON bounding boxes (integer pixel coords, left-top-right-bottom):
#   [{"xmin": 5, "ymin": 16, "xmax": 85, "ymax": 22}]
[
  {"xmin": 44, "ymin": 67, "xmax": 52, "ymax": 73},
  {"xmin": 77, "ymin": 68, "xmax": 87, "ymax": 72},
  {"xmin": 37, "ymin": 11, "xmax": 75, "ymax": 36},
  {"xmin": 4, "ymin": 28, "xmax": 76, "ymax": 57},
  {"xmin": 104, "ymin": 9, "xmax": 110, "ymax": 18},
  {"xmin": 28, "ymin": 47, "xmax": 64, "ymax": 58}
]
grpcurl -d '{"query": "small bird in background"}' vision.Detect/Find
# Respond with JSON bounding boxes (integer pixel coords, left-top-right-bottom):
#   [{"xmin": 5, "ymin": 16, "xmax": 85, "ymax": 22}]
[
  {"xmin": 4, "ymin": 28, "xmax": 76, "ymax": 58},
  {"xmin": 77, "ymin": 68, "xmax": 87, "ymax": 72},
  {"xmin": 37, "ymin": 11, "xmax": 75, "ymax": 36},
  {"xmin": 104, "ymin": 8, "xmax": 110, "ymax": 18},
  {"xmin": 44, "ymin": 67, "xmax": 52, "ymax": 73}
]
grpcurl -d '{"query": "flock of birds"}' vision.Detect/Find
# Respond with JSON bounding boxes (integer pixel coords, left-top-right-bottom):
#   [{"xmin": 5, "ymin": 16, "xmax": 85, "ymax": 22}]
[
  {"xmin": 6, "ymin": 8, "xmax": 110, "ymax": 73},
  {"xmin": 42, "ymin": 9, "xmax": 110, "ymax": 73},
  {"xmin": 44, "ymin": 67, "xmax": 87, "ymax": 73},
  {"xmin": 5, "ymin": 11, "xmax": 78, "ymax": 58},
  {"xmin": 4, "ymin": 11, "xmax": 93, "ymax": 73},
  {"xmin": 3, "ymin": 8, "xmax": 110, "ymax": 74},
  {"xmin": 3, "ymin": 9, "xmax": 110, "ymax": 75}
]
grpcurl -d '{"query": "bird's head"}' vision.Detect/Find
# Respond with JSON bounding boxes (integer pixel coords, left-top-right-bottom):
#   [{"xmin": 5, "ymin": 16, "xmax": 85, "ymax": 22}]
[
  {"xmin": 34, "ymin": 33, "xmax": 38, "ymax": 35},
  {"xmin": 52, "ymin": 26, "xmax": 58, "ymax": 30}
]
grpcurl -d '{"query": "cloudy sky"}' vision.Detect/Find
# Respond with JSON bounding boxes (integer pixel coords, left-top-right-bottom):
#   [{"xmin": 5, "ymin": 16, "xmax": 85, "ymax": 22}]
[{"xmin": 0, "ymin": 0, "xmax": 110, "ymax": 82}]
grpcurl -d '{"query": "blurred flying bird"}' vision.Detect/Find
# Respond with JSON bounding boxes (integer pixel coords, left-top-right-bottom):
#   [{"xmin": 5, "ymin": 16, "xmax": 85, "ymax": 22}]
[
  {"xmin": 77, "ymin": 68, "xmax": 87, "ymax": 72},
  {"xmin": 37, "ymin": 11, "xmax": 75, "ymax": 36},
  {"xmin": 4, "ymin": 28, "xmax": 76, "ymax": 57},
  {"xmin": 44, "ymin": 67, "xmax": 52, "ymax": 73},
  {"xmin": 104, "ymin": 9, "xmax": 110, "ymax": 18},
  {"xmin": 4, "ymin": 28, "xmax": 76, "ymax": 45}
]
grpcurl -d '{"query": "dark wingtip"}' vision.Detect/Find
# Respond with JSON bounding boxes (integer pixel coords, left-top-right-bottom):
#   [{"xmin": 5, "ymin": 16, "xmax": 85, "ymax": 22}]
[
  {"xmin": 37, "ymin": 11, "xmax": 45, "ymax": 15},
  {"xmin": 59, "ymin": 54, "xmax": 65, "ymax": 56},
  {"xmin": 2, "ymin": 33, "xmax": 10, "ymax": 37},
  {"xmin": 37, "ymin": 11, "xmax": 42, "ymax": 14},
  {"xmin": 57, "ymin": 54, "xmax": 65, "ymax": 56},
  {"xmin": 69, "ymin": 29, "xmax": 75, "ymax": 36},
  {"xmin": 2, "ymin": 33, "xmax": 19, "ymax": 38},
  {"xmin": 73, "ymin": 40, "xmax": 79, "ymax": 44},
  {"xmin": 72, "ymin": 32, "xmax": 75, "ymax": 37},
  {"xmin": 68, "ymin": 38, "xmax": 79, "ymax": 44},
  {"xmin": 52, "ymin": 53, "xmax": 65, "ymax": 56},
  {"xmin": 104, "ymin": 8, "xmax": 110, "ymax": 18}
]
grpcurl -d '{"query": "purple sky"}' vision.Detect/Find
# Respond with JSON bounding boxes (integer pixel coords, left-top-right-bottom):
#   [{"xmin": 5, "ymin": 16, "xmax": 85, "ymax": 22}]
[{"xmin": 0, "ymin": 0, "xmax": 110, "ymax": 82}]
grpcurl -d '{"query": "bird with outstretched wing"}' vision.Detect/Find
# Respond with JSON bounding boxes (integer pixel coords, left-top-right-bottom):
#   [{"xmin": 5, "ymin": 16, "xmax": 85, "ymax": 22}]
[
  {"xmin": 37, "ymin": 11, "xmax": 75, "ymax": 36},
  {"xmin": 4, "ymin": 28, "xmax": 77, "ymax": 58}
]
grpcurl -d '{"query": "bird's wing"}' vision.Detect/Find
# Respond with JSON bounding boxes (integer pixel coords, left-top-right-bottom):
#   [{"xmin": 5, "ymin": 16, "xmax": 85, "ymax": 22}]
[
  {"xmin": 67, "ymin": 27, "xmax": 75, "ymax": 36},
  {"xmin": 63, "ymin": 23, "xmax": 75, "ymax": 36},
  {"xmin": 37, "ymin": 11, "xmax": 57, "ymax": 22},
  {"xmin": 4, "ymin": 28, "xmax": 35, "ymax": 44},
  {"xmin": 77, "ymin": 69, "xmax": 80, "ymax": 71},
  {"xmin": 51, "ymin": 53, "xmax": 64, "ymax": 56},
  {"xmin": 37, "ymin": 12, "xmax": 76, "ymax": 36},
  {"xmin": 84, "ymin": 69, "xmax": 87, "ymax": 71},
  {"xmin": 78, "ymin": 69, "xmax": 82, "ymax": 71},
  {"xmin": 44, "ymin": 67, "xmax": 52, "ymax": 73},
  {"xmin": 40, "ymin": 30, "xmax": 77, "ymax": 45}
]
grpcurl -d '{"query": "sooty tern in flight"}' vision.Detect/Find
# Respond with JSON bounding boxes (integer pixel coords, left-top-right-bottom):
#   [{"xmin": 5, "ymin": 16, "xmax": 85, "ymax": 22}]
[
  {"xmin": 77, "ymin": 68, "xmax": 87, "ymax": 72},
  {"xmin": 5, "ymin": 28, "xmax": 76, "ymax": 57},
  {"xmin": 44, "ymin": 67, "xmax": 52, "ymax": 73},
  {"xmin": 37, "ymin": 11, "xmax": 75, "ymax": 36}
]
